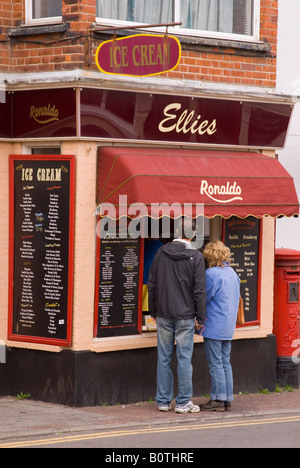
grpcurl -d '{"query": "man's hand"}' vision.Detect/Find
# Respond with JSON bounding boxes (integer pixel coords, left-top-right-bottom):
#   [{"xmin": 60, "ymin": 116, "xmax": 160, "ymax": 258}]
[{"xmin": 195, "ymin": 320, "xmax": 204, "ymax": 336}]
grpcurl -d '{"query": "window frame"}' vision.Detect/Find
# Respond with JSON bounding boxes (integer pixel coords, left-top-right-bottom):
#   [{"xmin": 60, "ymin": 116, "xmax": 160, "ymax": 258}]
[
  {"xmin": 22, "ymin": 144, "xmax": 62, "ymax": 155},
  {"xmin": 25, "ymin": 0, "xmax": 63, "ymax": 26},
  {"xmin": 95, "ymin": 0, "xmax": 261, "ymax": 43}
]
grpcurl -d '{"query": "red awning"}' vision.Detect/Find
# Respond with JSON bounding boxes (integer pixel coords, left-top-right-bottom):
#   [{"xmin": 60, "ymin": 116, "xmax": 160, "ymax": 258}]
[{"xmin": 97, "ymin": 147, "xmax": 299, "ymax": 219}]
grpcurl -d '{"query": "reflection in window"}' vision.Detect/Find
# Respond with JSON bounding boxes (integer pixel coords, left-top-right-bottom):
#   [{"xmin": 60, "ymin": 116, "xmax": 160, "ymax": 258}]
[
  {"xmin": 31, "ymin": 148, "xmax": 61, "ymax": 155},
  {"xmin": 97, "ymin": 0, "xmax": 172, "ymax": 24},
  {"xmin": 96, "ymin": 0, "xmax": 255, "ymax": 36},
  {"xmin": 32, "ymin": 0, "xmax": 62, "ymax": 19}
]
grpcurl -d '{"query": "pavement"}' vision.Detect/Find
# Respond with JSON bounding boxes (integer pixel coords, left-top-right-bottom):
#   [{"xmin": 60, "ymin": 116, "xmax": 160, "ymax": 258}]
[{"xmin": 1, "ymin": 388, "xmax": 300, "ymax": 441}]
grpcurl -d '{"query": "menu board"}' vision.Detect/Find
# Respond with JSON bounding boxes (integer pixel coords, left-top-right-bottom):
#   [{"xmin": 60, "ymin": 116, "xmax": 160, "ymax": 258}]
[
  {"xmin": 224, "ymin": 216, "xmax": 260, "ymax": 324},
  {"xmin": 8, "ymin": 156, "xmax": 75, "ymax": 345},
  {"xmin": 96, "ymin": 238, "xmax": 142, "ymax": 338}
]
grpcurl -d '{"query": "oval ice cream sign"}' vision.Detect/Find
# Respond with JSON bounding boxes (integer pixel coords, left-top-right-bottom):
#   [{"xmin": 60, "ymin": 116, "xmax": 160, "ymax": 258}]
[{"xmin": 96, "ymin": 34, "xmax": 181, "ymax": 77}]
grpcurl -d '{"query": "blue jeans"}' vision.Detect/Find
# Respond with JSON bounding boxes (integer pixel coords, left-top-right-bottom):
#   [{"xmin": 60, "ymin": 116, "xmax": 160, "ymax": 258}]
[
  {"xmin": 204, "ymin": 338, "xmax": 234, "ymax": 402},
  {"xmin": 156, "ymin": 317, "xmax": 195, "ymax": 406}
]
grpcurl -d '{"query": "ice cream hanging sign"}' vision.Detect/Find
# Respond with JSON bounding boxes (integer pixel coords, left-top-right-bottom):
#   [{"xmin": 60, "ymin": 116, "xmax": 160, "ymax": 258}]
[{"xmin": 96, "ymin": 34, "xmax": 181, "ymax": 77}]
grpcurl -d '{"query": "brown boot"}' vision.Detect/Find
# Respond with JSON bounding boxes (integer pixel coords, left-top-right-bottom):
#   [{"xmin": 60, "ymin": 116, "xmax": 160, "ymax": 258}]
[
  {"xmin": 200, "ymin": 400, "xmax": 225, "ymax": 412},
  {"xmin": 225, "ymin": 402, "xmax": 232, "ymax": 411}
]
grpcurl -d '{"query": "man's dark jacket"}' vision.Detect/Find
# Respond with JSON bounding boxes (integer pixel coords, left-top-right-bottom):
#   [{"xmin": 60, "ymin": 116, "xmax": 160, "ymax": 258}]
[{"xmin": 148, "ymin": 240, "xmax": 206, "ymax": 325}]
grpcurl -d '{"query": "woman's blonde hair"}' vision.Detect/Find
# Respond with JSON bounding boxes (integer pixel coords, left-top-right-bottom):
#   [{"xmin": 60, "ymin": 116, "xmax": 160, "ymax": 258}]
[{"xmin": 203, "ymin": 241, "xmax": 231, "ymax": 268}]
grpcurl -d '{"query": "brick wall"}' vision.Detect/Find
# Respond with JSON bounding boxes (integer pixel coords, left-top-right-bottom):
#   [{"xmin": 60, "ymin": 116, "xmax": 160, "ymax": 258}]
[
  {"xmin": 0, "ymin": 0, "xmax": 278, "ymax": 85},
  {"xmin": 172, "ymin": 50, "xmax": 276, "ymax": 87}
]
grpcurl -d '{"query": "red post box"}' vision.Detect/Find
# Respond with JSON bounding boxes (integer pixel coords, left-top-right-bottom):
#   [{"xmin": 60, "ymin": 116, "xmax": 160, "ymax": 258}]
[{"xmin": 274, "ymin": 248, "xmax": 300, "ymax": 388}]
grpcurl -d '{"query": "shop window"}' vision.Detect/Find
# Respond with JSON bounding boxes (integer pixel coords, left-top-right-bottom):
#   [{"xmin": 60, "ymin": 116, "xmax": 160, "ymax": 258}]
[
  {"xmin": 96, "ymin": 0, "xmax": 260, "ymax": 41},
  {"xmin": 25, "ymin": 0, "xmax": 62, "ymax": 25},
  {"xmin": 31, "ymin": 147, "xmax": 61, "ymax": 155},
  {"xmin": 94, "ymin": 216, "xmax": 211, "ymax": 337}
]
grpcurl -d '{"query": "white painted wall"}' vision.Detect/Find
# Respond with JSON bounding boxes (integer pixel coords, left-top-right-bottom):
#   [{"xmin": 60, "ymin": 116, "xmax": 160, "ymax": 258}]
[{"xmin": 276, "ymin": 0, "xmax": 300, "ymax": 250}]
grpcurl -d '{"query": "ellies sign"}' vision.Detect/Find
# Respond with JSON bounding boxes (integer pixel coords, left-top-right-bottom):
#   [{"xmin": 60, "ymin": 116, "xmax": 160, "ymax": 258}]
[{"xmin": 96, "ymin": 34, "xmax": 181, "ymax": 77}]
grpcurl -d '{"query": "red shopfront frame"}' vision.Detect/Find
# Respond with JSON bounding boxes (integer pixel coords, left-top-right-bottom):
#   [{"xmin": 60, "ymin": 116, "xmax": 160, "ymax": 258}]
[
  {"xmin": 8, "ymin": 155, "xmax": 75, "ymax": 346},
  {"xmin": 223, "ymin": 216, "xmax": 262, "ymax": 327}
]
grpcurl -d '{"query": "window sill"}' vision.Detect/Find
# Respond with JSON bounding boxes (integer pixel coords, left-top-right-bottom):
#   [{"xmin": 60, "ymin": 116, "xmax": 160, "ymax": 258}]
[
  {"xmin": 178, "ymin": 34, "xmax": 271, "ymax": 56},
  {"xmin": 89, "ymin": 325, "xmax": 266, "ymax": 353},
  {"xmin": 8, "ymin": 22, "xmax": 68, "ymax": 38},
  {"xmin": 91, "ymin": 26, "xmax": 272, "ymax": 57},
  {"xmin": 91, "ymin": 333, "xmax": 158, "ymax": 353}
]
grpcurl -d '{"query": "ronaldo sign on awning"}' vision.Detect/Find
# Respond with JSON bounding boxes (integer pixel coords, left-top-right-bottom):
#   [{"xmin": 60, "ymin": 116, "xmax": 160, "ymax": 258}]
[
  {"xmin": 95, "ymin": 34, "xmax": 181, "ymax": 77},
  {"xmin": 96, "ymin": 147, "xmax": 299, "ymax": 220}
]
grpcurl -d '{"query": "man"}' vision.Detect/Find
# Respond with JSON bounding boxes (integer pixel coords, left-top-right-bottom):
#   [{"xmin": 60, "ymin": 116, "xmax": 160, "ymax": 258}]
[{"xmin": 148, "ymin": 218, "xmax": 206, "ymax": 413}]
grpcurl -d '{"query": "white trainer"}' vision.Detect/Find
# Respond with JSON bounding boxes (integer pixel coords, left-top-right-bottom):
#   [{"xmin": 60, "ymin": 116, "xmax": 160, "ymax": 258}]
[
  {"xmin": 158, "ymin": 404, "xmax": 172, "ymax": 412},
  {"xmin": 175, "ymin": 401, "xmax": 200, "ymax": 414}
]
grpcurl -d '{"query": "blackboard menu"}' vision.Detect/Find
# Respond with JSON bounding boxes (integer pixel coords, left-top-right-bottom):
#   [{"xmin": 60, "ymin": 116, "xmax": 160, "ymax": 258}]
[
  {"xmin": 9, "ymin": 156, "xmax": 75, "ymax": 345},
  {"xmin": 96, "ymin": 238, "xmax": 142, "ymax": 338},
  {"xmin": 224, "ymin": 216, "xmax": 260, "ymax": 323}
]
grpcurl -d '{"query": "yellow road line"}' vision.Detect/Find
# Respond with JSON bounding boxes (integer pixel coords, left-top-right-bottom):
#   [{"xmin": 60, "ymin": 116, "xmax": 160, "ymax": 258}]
[{"xmin": 1, "ymin": 415, "xmax": 300, "ymax": 448}]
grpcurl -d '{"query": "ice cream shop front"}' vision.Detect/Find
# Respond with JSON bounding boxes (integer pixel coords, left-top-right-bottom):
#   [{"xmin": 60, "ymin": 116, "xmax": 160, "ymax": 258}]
[{"xmin": 0, "ymin": 78, "xmax": 299, "ymax": 406}]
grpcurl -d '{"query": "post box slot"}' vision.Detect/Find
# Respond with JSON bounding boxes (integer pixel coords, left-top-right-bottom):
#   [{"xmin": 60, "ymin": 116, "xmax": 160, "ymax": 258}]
[{"xmin": 285, "ymin": 271, "xmax": 300, "ymax": 278}]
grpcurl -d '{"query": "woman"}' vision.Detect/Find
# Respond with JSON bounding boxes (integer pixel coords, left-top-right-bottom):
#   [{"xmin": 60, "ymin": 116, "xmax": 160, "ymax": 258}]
[{"xmin": 200, "ymin": 241, "xmax": 240, "ymax": 412}]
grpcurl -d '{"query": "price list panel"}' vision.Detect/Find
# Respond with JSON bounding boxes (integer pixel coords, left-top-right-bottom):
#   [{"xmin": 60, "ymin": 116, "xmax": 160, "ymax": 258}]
[
  {"xmin": 8, "ymin": 156, "xmax": 75, "ymax": 345},
  {"xmin": 224, "ymin": 216, "xmax": 261, "ymax": 324},
  {"xmin": 96, "ymin": 238, "xmax": 143, "ymax": 338}
]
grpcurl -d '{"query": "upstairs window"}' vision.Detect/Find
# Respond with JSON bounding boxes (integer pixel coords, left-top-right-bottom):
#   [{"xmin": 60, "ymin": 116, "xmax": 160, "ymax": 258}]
[
  {"xmin": 26, "ymin": 0, "xmax": 62, "ymax": 25},
  {"xmin": 96, "ymin": 0, "xmax": 260, "ymax": 42}
]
